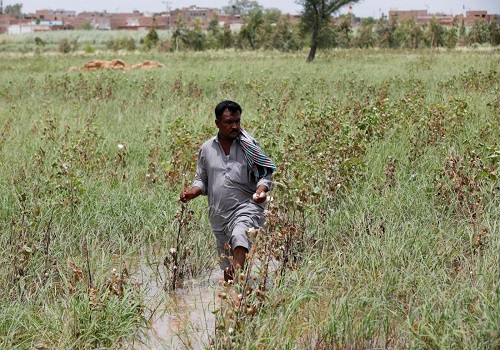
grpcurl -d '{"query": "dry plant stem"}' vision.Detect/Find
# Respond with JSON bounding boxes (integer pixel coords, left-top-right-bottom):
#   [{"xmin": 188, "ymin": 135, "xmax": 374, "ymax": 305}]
[
  {"xmin": 82, "ymin": 236, "xmax": 93, "ymax": 323},
  {"xmin": 234, "ymin": 251, "xmax": 254, "ymax": 328},
  {"xmin": 171, "ymin": 201, "xmax": 186, "ymax": 290},
  {"xmin": 82, "ymin": 237, "xmax": 93, "ymax": 289},
  {"xmin": 43, "ymin": 208, "xmax": 54, "ymax": 274},
  {"xmin": 259, "ymin": 233, "xmax": 271, "ymax": 291}
]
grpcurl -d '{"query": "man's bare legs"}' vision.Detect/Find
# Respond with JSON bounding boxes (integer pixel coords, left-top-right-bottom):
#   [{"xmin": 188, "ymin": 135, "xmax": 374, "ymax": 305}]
[{"xmin": 224, "ymin": 246, "xmax": 248, "ymax": 282}]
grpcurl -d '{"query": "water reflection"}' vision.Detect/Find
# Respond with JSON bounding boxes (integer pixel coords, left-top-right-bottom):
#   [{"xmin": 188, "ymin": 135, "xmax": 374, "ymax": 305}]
[
  {"xmin": 135, "ymin": 266, "xmax": 221, "ymax": 350},
  {"xmin": 129, "ymin": 256, "xmax": 279, "ymax": 349}
]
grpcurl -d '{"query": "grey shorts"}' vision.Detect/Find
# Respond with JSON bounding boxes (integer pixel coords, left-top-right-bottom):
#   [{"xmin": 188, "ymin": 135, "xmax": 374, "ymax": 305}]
[{"xmin": 213, "ymin": 215, "xmax": 263, "ymax": 270}]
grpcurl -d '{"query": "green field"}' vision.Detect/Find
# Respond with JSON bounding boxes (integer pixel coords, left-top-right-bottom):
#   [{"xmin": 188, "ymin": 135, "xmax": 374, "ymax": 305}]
[{"xmin": 0, "ymin": 49, "xmax": 498, "ymax": 349}]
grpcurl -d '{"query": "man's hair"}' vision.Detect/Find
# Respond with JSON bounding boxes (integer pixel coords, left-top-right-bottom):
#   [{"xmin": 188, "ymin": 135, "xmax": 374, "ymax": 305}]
[{"xmin": 215, "ymin": 100, "xmax": 242, "ymax": 120}]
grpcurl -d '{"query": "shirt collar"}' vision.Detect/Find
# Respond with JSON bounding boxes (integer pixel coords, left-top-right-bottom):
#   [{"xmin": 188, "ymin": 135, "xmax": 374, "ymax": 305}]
[{"xmin": 213, "ymin": 133, "xmax": 240, "ymax": 144}]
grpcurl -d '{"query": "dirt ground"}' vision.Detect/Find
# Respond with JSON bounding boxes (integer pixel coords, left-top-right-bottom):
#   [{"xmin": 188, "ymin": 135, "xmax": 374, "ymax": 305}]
[{"xmin": 71, "ymin": 59, "xmax": 164, "ymax": 71}]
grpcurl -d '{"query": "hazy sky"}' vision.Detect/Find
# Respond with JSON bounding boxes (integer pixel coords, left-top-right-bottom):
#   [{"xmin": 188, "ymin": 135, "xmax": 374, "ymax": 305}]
[{"xmin": 10, "ymin": 0, "xmax": 500, "ymax": 18}]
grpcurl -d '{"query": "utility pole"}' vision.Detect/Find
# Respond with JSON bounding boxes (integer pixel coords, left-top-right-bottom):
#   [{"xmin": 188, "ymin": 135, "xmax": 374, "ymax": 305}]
[
  {"xmin": 162, "ymin": 1, "xmax": 171, "ymax": 29},
  {"xmin": 162, "ymin": 1, "xmax": 171, "ymax": 13},
  {"xmin": 0, "ymin": 1, "xmax": 3, "ymax": 15}
]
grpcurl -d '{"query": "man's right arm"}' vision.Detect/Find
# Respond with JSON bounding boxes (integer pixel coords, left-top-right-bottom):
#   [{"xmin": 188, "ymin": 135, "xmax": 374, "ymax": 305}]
[
  {"xmin": 180, "ymin": 147, "xmax": 207, "ymax": 203},
  {"xmin": 180, "ymin": 186, "xmax": 202, "ymax": 203}
]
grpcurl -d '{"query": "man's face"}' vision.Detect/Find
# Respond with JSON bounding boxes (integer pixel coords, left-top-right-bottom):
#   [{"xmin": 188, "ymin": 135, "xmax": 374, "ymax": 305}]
[{"xmin": 216, "ymin": 108, "xmax": 241, "ymax": 141}]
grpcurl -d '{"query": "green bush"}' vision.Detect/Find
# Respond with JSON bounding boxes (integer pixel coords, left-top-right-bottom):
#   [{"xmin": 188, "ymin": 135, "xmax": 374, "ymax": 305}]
[{"xmin": 58, "ymin": 38, "xmax": 71, "ymax": 53}]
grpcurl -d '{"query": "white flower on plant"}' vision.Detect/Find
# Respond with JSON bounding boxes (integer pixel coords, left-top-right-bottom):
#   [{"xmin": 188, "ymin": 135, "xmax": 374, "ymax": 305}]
[
  {"xmin": 117, "ymin": 143, "xmax": 124, "ymax": 150},
  {"xmin": 169, "ymin": 248, "xmax": 177, "ymax": 255}
]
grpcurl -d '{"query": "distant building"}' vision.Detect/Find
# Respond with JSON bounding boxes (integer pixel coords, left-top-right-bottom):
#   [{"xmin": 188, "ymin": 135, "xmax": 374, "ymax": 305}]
[
  {"xmin": 217, "ymin": 14, "xmax": 244, "ymax": 30},
  {"xmin": 463, "ymin": 11, "xmax": 498, "ymax": 25},
  {"xmin": 35, "ymin": 9, "xmax": 76, "ymax": 21},
  {"xmin": 388, "ymin": 9, "xmax": 498, "ymax": 26},
  {"xmin": 389, "ymin": 9, "xmax": 454, "ymax": 25},
  {"xmin": 167, "ymin": 6, "xmax": 220, "ymax": 29},
  {"xmin": 3, "ymin": 5, "xmax": 498, "ymax": 34},
  {"xmin": 0, "ymin": 14, "xmax": 16, "ymax": 34}
]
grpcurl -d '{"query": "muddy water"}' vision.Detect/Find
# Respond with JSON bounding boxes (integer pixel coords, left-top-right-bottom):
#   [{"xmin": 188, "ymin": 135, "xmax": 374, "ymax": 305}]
[
  {"xmin": 128, "ymin": 257, "xmax": 279, "ymax": 349},
  {"xmin": 134, "ymin": 267, "xmax": 222, "ymax": 350}
]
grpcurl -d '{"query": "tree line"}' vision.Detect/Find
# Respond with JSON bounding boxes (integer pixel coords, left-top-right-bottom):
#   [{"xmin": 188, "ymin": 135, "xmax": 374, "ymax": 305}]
[
  {"xmin": 9, "ymin": 0, "xmax": 500, "ymax": 60},
  {"xmin": 146, "ymin": 11, "xmax": 499, "ymax": 54}
]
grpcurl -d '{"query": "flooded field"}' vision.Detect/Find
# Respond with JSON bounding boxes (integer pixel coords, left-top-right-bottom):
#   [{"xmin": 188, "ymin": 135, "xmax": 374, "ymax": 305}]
[
  {"xmin": 1, "ymin": 51, "xmax": 497, "ymax": 349},
  {"xmin": 132, "ymin": 266, "xmax": 221, "ymax": 350},
  {"xmin": 128, "ymin": 254, "xmax": 281, "ymax": 350}
]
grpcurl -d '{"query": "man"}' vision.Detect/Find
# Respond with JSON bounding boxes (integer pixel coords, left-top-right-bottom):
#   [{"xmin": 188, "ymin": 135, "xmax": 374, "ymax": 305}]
[{"xmin": 180, "ymin": 100, "xmax": 275, "ymax": 282}]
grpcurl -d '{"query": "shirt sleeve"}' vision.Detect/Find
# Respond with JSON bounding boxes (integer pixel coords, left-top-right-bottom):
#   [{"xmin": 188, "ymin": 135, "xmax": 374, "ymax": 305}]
[
  {"xmin": 252, "ymin": 139, "xmax": 274, "ymax": 191},
  {"xmin": 192, "ymin": 148, "xmax": 208, "ymax": 195},
  {"xmin": 257, "ymin": 173, "xmax": 273, "ymax": 191}
]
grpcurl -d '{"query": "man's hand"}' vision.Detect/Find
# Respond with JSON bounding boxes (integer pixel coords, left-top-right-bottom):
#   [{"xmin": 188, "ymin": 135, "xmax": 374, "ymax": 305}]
[
  {"xmin": 180, "ymin": 187, "xmax": 202, "ymax": 203},
  {"xmin": 253, "ymin": 185, "xmax": 268, "ymax": 204}
]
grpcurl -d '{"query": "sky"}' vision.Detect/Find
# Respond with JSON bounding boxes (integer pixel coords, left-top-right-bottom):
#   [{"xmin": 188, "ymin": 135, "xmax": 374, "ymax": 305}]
[{"xmin": 7, "ymin": 0, "xmax": 500, "ymax": 18}]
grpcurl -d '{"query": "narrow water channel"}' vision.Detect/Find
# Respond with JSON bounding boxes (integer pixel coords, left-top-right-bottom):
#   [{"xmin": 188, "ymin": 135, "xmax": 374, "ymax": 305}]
[
  {"xmin": 134, "ymin": 266, "xmax": 221, "ymax": 350},
  {"xmin": 128, "ymin": 256, "xmax": 279, "ymax": 349}
]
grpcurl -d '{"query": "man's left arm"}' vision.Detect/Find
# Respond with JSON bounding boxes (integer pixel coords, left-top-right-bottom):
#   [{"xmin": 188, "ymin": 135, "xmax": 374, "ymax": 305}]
[
  {"xmin": 253, "ymin": 175, "xmax": 272, "ymax": 204},
  {"xmin": 249, "ymin": 137, "xmax": 274, "ymax": 203}
]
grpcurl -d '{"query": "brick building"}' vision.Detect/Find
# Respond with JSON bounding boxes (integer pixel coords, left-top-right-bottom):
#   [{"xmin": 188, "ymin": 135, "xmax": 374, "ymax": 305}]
[
  {"xmin": 167, "ymin": 6, "xmax": 219, "ymax": 29},
  {"xmin": 463, "ymin": 11, "xmax": 498, "ymax": 25},
  {"xmin": 4, "ymin": 6, "xmax": 497, "ymax": 34},
  {"xmin": 47, "ymin": 11, "xmax": 167, "ymax": 30},
  {"xmin": 0, "ymin": 14, "xmax": 16, "ymax": 34},
  {"xmin": 388, "ymin": 9, "xmax": 498, "ymax": 26}
]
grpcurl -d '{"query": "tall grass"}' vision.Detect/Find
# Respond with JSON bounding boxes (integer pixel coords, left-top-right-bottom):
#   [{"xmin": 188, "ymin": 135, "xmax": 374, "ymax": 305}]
[{"xmin": 0, "ymin": 49, "xmax": 498, "ymax": 348}]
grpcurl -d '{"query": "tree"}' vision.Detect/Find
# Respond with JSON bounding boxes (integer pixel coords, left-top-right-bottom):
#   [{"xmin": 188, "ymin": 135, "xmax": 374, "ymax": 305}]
[
  {"xmin": 459, "ymin": 18, "xmax": 467, "ymax": 45},
  {"xmin": 172, "ymin": 13, "xmax": 188, "ymax": 51},
  {"xmin": 354, "ymin": 19, "xmax": 375, "ymax": 48},
  {"xmin": 238, "ymin": 7, "xmax": 264, "ymax": 49},
  {"xmin": 469, "ymin": 20, "xmax": 490, "ymax": 45},
  {"xmin": 427, "ymin": 16, "xmax": 445, "ymax": 48},
  {"xmin": 336, "ymin": 14, "xmax": 352, "ymax": 48},
  {"xmin": 271, "ymin": 14, "xmax": 303, "ymax": 52},
  {"xmin": 5, "ymin": 3, "xmax": 23, "ymax": 18},
  {"xmin": 81, "ymin": 21, "xmax": 94, "ymax": 30},
  {"xmin": 375, "ymin": 14, "xmax": 389, "ymax": 48},
  {"xmin": 410, "ymin": 21, "xmax": 424, "ymax": 49},
  {"xmin": 443, "ymin": 17, "xmax": 459, "ymax": 49},
  {"xmin": 219, "ymin": 24, "xmax": 234, "ymax": 49},
  {"xmin": 207, "ymin": 16, "xmax": 221, "ymax": 37},
  {"xmin": 489, "ymin": 21, "xmax": 500, "ymax": 46},
  {"xmin": 143, "ymin": 16, "xmax": 160, "ymax": 50},
  {"xmin": 299, "ymin": 0, "xmax": 360, "ymax": 62},
  {"xmin": 258, "ymin": 8, "xmax": 282, "ymax": 49},
  {"xmin": 143, "ymin": 27, "xmax": 159, "ymax": 50},
  {"xmin": 223, "ymin": 0, "xmax": 262, "ymax": 15},
  {"xmin": 186, "ymin": 18, "xmax": 206, "ymax": 51}
]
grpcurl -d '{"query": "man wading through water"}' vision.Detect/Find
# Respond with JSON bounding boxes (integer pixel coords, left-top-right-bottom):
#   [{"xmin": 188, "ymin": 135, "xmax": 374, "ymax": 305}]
[{"xmin": 180, "ymin": 100, "xmax": 276, "ymax": 282}]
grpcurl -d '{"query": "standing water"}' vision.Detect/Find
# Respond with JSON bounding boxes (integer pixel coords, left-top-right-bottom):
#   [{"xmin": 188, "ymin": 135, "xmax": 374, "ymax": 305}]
[{"xmin": 131, "ymin": 265, "xmax": 221, "ymax": 350}]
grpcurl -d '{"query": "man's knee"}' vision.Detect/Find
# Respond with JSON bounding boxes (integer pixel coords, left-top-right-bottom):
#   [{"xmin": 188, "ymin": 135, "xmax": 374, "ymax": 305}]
[{"xmin": 230, "ymin": 226, "xmax": 251, "ymax": 251}]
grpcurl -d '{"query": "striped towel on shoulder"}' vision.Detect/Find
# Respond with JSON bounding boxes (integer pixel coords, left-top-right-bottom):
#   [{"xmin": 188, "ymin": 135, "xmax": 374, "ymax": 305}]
[{"xmin": 239, "ymin": 128, "xmax": 276, "ymax": 180}]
